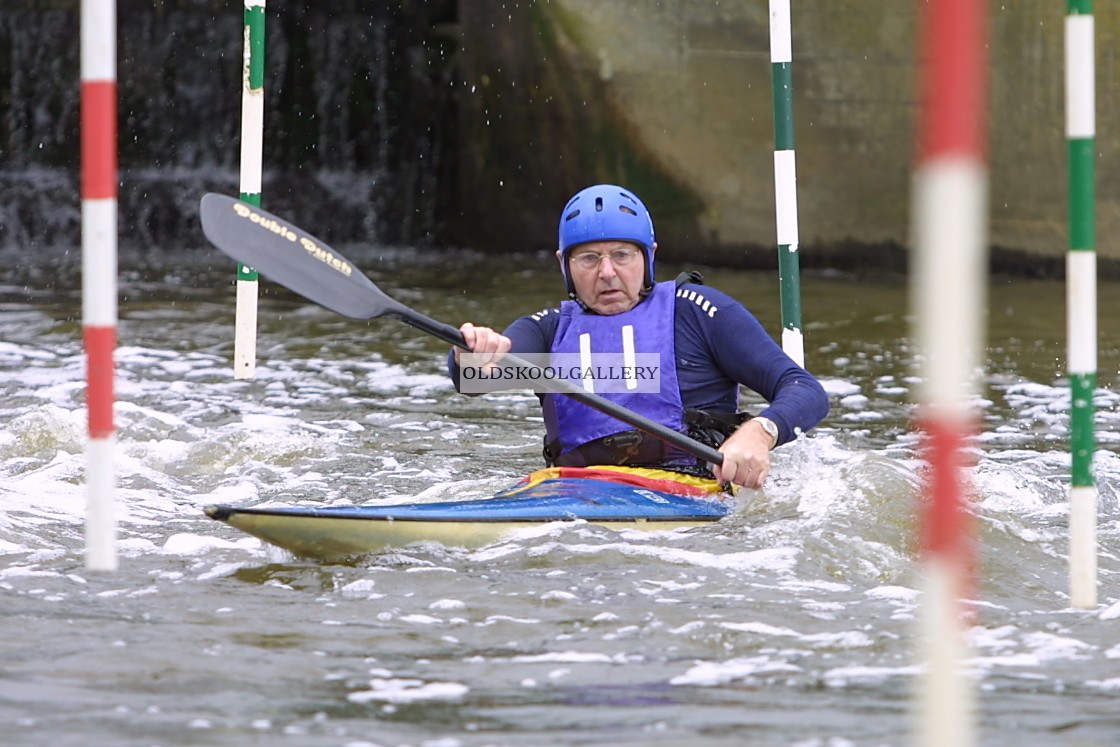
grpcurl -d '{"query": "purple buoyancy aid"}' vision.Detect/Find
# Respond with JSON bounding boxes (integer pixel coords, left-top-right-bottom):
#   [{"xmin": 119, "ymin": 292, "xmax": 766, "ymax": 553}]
[{"xmin": 542, "ymin": 281, "xmax": 686, "ymax": 464}]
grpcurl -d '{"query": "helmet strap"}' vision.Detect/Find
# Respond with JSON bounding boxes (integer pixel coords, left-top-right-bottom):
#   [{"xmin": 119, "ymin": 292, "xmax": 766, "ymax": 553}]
[
  {"xmin": 639, "ymin": 261, "xmax": 654, "ymax": 296},
  {"xmin": 568, "ymin": 290, "xmax": 591, "ymax": 312}
]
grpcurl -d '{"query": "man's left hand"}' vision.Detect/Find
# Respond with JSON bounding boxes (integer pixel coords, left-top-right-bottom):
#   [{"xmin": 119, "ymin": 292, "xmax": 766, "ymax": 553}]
[{"xmin": 712, "ymin": 419, "xmax": 776, "ymax": 489}]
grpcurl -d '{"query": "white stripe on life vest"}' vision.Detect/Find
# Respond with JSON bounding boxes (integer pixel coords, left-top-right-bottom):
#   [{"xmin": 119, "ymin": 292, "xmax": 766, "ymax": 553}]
[
  {"xmin": 579, "ymin": 333, "xmax": 594, "ymax": 393},
  {"xmin": 622, "ymin": 325, "xmax": 637, "ymax": 390}
]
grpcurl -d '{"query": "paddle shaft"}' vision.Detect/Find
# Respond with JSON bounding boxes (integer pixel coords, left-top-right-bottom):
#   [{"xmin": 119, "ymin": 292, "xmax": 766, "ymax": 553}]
[{"xmin": 199, "ymin": 193, "xmax": 724, "ymax": 466}]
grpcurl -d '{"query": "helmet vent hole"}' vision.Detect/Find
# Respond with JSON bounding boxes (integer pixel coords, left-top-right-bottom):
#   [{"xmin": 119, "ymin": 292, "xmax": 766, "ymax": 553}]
[
  {"xmin": 618, "ymin": 206, "xmax": 637, "ymax": 216},
  {"xmin": 594, "ymin": 197, "xmax": 604, "ymax": 212},
  {"xmin": 564, "ymin": 209, "xmax": 581, "ymax": 222}
]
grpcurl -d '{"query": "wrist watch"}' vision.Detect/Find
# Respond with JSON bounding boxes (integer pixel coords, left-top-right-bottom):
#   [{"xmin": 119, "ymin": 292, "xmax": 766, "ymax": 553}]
[{"xmin": 752, "ymin": 416, "xmax": 779, "ymax": 448}]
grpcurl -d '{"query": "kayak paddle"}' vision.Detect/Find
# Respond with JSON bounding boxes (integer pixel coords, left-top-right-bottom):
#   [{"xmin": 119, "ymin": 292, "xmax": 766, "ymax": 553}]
[{"xmin": 198, "ymin": 192, "xmax": 723, "ymax": 466}]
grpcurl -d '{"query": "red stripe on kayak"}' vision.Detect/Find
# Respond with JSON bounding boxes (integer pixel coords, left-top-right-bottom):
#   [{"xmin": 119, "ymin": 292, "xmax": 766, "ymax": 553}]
[
  {"xmin": 81, "ymin": 80, "xmax": 117, "ymax": 199},
  {"xmin": 85, "ymin": 325, "xmax": 116, "ymax": 437},
  {"xmin": 553, "ymin": 466, "xmax": 715, "ymax": 498}
]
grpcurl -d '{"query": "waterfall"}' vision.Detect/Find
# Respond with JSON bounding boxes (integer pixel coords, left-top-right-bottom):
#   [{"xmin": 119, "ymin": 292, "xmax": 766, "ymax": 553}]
[{"xmin": 0, "ymin": 0, "xmax": 458, "ymax": 252}]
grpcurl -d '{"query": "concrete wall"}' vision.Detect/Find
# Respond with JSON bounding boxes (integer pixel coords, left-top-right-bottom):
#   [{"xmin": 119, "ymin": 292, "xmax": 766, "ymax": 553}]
[{"xmin": 520, "ymin": 0, "xmax": 1116, "ymax": 264}]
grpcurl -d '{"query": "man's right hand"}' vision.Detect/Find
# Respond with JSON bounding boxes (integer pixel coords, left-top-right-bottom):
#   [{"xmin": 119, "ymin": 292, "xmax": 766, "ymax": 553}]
[{"xmin": 455, "ymin": 323, "xmax": 511, "ymax": 367}]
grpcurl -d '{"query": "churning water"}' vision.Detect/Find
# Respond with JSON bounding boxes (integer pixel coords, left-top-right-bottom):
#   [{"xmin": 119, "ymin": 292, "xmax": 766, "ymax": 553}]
[{"xmin": 2, "ymin": 246, "xmax": 1119, "ymax": 746}]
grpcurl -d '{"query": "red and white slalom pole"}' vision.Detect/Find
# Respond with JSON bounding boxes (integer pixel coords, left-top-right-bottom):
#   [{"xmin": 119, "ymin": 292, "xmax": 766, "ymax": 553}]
[
  {"xmin": 911, "ymin": 0, "xmax": 988, "ymax": 744},
  {"xmin": 81, "ymin": 0, "xmax": 118, "ymax": 571}
]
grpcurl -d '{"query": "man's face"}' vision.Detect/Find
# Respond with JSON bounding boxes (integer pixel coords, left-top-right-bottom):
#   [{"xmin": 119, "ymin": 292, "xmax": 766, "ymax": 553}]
[{"xmin": 558, "ymin": 240, "xmax": 653, "ymax": 315}]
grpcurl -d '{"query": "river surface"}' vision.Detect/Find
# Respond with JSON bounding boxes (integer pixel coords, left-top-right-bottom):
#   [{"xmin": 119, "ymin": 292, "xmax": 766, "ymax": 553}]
[{"xmin": 2, "ymin": 244, "xmax": 1119, "ymax": 746}]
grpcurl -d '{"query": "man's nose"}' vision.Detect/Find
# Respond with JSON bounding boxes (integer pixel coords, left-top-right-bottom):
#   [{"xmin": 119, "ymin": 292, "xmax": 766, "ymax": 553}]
[{"xmin": 597, "ymin": 255, "xmax": 618, "ymax": 279}]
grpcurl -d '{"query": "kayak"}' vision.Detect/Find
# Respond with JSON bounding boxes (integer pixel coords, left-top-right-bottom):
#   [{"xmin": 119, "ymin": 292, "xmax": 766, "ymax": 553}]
[{"xmin": 204, "ymin": 466, "xmax": 732, "ymax": 560}]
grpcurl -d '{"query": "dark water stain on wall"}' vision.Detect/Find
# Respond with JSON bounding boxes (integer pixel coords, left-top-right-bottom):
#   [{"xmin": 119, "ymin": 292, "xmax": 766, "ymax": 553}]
[{"xmin": 0, "ymin": 0, "xmax": 458, "ymax": 251}]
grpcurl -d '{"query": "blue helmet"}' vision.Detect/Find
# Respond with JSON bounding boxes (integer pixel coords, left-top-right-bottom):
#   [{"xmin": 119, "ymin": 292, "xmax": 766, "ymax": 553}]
[{"xmin": 557, "ymin": 184, "xmax": 656, "ymax": 298}]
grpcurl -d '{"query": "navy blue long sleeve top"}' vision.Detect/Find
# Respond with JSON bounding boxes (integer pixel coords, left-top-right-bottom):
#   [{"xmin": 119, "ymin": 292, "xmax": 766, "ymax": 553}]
[{"xmin": 448, "ymin": 282, "xmax": 830, "ymax": 447}]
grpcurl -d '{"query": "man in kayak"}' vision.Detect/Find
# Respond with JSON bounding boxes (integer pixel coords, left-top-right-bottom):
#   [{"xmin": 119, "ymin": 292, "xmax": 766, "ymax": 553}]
[{"xmin": 447, "ymin": 184, "xmax": 829, "ymax": 490}]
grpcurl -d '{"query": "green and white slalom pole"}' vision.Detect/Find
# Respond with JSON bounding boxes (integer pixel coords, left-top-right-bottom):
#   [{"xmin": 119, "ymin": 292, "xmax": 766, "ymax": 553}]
[
  {"xmin": 911, "ymin": 0, "xmax": 987, "ymax": 743},
  {"xmin": 768, "ymin": 0, "xmax": 804, "ymax": 369},
  {"xmin": 1065, "ymin": 0, "xmax": 1097, "ymax": 610},
  {"xmin": 234, "ymin": 0, "xmax": 266, "ymax": 380}
]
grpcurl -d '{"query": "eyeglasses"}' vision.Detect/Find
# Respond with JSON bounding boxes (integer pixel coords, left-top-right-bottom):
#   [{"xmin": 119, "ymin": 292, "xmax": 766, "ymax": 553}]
[{"xmin": 569, "ymin": 246, "xmax": 642, "ymax": 271}]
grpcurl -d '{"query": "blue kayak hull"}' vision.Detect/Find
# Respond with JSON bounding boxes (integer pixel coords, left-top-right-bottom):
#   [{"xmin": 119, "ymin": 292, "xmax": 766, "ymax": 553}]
[{"xmin": 205, "ymin": 477, "xmax": 730, "ymax": 559}]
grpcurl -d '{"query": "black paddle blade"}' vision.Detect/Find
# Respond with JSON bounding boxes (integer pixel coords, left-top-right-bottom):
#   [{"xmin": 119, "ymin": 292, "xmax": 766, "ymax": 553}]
[{"xmin": 199, "ymin": 193, "xmax": 394, "ymax": 320}]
